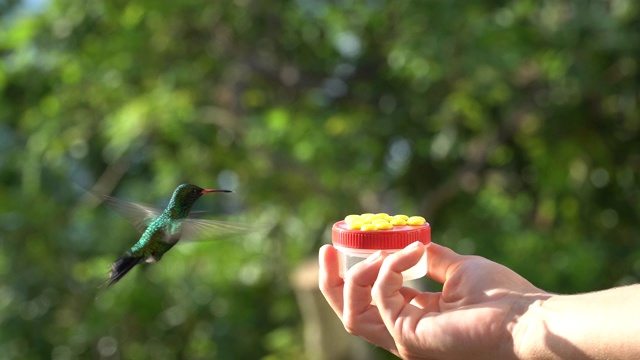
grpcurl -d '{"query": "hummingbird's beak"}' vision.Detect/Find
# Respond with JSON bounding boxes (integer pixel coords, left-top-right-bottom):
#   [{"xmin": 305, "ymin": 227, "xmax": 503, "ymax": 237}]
[{"xmin": 201, "ymin": 189, "xmax": 233, "ymax": 194}]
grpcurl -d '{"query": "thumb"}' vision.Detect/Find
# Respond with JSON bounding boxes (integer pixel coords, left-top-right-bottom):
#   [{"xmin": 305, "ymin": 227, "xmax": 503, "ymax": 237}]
[{"xmin": 426, "ymin": 243, "xmax": 466, "ymax": 284}]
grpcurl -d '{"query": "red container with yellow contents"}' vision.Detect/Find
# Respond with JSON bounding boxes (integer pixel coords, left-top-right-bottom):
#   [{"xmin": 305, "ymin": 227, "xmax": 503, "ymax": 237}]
[{"xmin": 332, "ymin": 213, "xmax": 431, "ymax": 280}]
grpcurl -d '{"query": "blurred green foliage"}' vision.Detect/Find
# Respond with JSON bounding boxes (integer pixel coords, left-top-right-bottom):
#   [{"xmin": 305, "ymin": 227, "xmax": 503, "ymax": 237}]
[{"xmin": 1, "ymin": 0, "xmax": 639, "ymax": 358}]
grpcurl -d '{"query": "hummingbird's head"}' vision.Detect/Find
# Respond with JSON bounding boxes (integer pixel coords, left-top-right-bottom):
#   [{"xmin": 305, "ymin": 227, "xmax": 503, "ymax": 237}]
[{"xmin": 171, "ymin": 183, "xmax": 232, "ymax": 209}]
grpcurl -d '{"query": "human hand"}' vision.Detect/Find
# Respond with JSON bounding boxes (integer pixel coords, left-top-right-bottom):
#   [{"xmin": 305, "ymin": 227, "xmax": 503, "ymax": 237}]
[{"xmin": 319, "ymin": 242, "xmax": 551, "ymax": 359}]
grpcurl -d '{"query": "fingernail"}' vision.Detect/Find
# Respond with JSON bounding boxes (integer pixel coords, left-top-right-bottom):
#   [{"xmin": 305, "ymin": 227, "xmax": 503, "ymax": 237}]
[
  {"xmin": 406, "ymin": 241, "xmax": 421, "ymax": 250},
  {"xmin": 365, "ymin": 250, "xmax": 383, "ymax": 263}
]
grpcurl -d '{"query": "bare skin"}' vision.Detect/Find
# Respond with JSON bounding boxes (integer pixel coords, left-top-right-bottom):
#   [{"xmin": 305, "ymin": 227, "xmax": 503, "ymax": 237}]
[{"xmin": 319, "ymin": 242, "xmax": 640, "ymax": 359}]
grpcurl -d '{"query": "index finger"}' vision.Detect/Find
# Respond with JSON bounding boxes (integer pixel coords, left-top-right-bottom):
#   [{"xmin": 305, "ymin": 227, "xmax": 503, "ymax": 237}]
[{"xmin": 371, "ymin": 242, "xmax": 427, "ymax": 322}]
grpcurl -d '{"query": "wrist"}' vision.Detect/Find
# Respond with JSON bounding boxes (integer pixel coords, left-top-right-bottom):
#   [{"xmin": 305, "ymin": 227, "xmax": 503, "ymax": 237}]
[
  {"xmin": 510, "ymin": 292, "xmax": 555, "ymax": 360},
  {"xmin": 513, "ymin": 285, "xmax": 640, "ymax": 359}
]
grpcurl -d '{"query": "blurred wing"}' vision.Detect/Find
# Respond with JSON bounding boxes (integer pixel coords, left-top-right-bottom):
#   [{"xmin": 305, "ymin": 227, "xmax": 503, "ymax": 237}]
[
  {"xmin": 180, "ymin": 218, "xmax": 260, "ymax": 242},
  {"xmin": 95, "ymin": 193, "xmax": 162, "ymax": 233}
]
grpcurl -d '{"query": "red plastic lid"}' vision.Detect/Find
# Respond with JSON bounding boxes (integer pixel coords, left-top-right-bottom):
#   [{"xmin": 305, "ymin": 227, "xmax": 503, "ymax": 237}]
[{"xmin": 332, "ymin": 221, "xmax": 431, "ymax": 250}]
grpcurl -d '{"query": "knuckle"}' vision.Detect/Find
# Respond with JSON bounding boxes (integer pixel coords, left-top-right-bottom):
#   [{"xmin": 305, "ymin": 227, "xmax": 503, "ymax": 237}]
[
  {"xmin": 341, "ymin": 313, "xmax": 361, "ymax": 335},
  {"xmin": 342, "ymin": 320, "xmax": 359, "ymax": 335},
  {"xmin": 318, "ymin": 281, "xmax": 328, "ymax": 293}
]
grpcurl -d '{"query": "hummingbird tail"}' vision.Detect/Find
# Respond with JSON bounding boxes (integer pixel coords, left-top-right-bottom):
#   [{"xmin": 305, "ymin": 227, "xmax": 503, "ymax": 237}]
[{"xmin": 107, "ymin": 255, "xmax": 143, "ymax": 287}]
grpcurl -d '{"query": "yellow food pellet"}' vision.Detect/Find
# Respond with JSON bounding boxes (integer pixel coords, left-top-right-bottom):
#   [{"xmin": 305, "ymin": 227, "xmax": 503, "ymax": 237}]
[
  {"xmin": 375, "ymin": 222, "xmax": 393, "ymax": 230},
  {"xmin": 361, "ymin": 213, "xmax": 377, "ymax": 221},
  {"xmin": 371, "ymin": 218, "xmax": 389, "ymax": 224},
  {"xmin": 360, "ymin": 224, "xmax": 377, "ymax": 231},
  {"xmin": 407, "ymin": 216, "xmax": 426, "ymax": 226},
  {"xmin": 347, "ymin": 220, "xmax": 365, "ymax": 230},
  {"xmin": 345, "ymin": 214, "xmax": 362, "ymax": 223},
  {"xmin": 343, "ymin": 212, "xmax": 426, "ymax": 230}
]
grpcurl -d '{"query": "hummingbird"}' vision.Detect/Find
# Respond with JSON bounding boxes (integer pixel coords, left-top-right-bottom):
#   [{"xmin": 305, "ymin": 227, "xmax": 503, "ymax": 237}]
[{"xmin": 97, "ymin": 183, "xmax": 241, "ymax": 287}]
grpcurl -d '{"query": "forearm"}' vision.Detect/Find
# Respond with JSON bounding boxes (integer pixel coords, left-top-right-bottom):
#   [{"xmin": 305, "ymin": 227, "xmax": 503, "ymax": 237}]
[{"xmin": 515, "ymin": 284, "xmax": 640, "ymax": 359}]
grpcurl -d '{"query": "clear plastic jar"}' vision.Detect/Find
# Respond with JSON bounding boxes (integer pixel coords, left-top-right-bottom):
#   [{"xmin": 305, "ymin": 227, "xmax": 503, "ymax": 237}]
[
  {"xmin": 333, "ymin": 245, "xmax": 428, "ymax": 280},
  {"xmin": 331, "ymin": 217, "xmax": 431, "ymax": 281}
]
